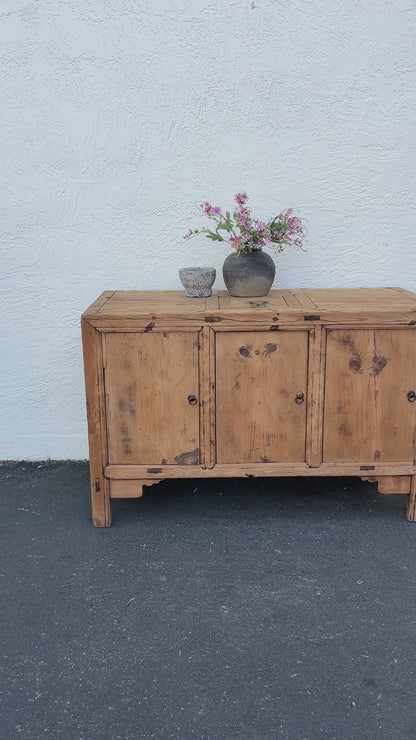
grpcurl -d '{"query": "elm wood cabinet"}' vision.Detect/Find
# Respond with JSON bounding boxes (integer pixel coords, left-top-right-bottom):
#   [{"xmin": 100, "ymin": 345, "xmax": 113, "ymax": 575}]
[{"xmin": 81, "ymin": 288, "xmax": 416, "ymax": 527}]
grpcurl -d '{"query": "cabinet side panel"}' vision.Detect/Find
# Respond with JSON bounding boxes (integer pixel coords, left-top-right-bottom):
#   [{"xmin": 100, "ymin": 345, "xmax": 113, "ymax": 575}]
[
  {"xmin": 323, "ymin": 329, "xmax": 416, "ymax": 462},
  {"xmin": 81, "ymin": 320, "xmax": 111, "ymax": 527},
  {"xmin": 216, "ymin": 331, "xmax": 308, "ymax": 464},
  {"xmin": 104, "ymin": 332, "xmax": 200, "ymax": 465}
]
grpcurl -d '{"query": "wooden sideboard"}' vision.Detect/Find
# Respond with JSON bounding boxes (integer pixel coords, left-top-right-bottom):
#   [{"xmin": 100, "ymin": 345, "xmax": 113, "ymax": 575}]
[{"xmin": 82, "ymin": 288, "xmax": 416, "ymax": 526}]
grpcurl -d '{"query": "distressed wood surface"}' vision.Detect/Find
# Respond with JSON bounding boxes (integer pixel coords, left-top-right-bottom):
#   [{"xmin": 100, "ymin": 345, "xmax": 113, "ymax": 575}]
[
  {"xmin": 82, "ymin": 288, "xmax": 416, "ymax": 525},
  {"xmin": 406, "ymin": 476, "xmax": 416, "ymax": 521},
  {"xmin": 199, "ymin": 326, "xmax": 216, "ymax": 469},
  {"xmin": 323, "ymin": 329, "xmax": 416, "ymax": 463},
  {"xmin": 82, "ymin": 288, "xmax": 416, "ymax": 329},
  {"xmin": 104, "ymin": 332, "xmax": 200, "ymax": 465},
  {"xmin": 377, "ymin": 476, "xmax": 411, "ymax": 494},
  {"xmin": 216, "ymin": 330, "xmax": 308, "ymax": 463},
  {"xmin": 81, "ymin": 319, "xmax": 111, "ymax": 527},
  {"xmin": 109, "ymin": 479, "xmax": 162, "ymax": 498},
  {"xmin": 305, "ymin": 326, "xmax": 326, "ymax": 467},
  {"xmin": 105, "ymin": 462, "xmax": 416, "ymax": 479}
]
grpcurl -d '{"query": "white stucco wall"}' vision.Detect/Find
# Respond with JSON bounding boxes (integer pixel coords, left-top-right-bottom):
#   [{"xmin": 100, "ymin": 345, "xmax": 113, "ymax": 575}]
[{"xmin": 1, "ymin": 0, "xmax": 415, "ymax": 460}]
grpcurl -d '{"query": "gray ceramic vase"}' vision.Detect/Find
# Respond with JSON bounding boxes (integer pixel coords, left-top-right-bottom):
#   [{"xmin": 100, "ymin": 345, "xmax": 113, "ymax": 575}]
[
  {"xmin": 179, "ymin": 266, "xmax": 216, "ymax": 297},
  {"xmin": 222, "ymin": 250, "xmax": 276, "ymax": 297}
]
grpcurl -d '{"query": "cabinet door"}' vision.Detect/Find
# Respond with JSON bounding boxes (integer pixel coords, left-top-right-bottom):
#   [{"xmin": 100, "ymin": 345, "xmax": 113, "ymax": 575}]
[
  {"xmin": 216, "ymin": 331, "xmax": 308, "ymax": 463},
  {"xmin": 104, "ymin": 332, "xmax": 200, "ymax": 465},
  {"xmin": 323, "ymin": 329, "xmax": 416, "ymax": 462}
]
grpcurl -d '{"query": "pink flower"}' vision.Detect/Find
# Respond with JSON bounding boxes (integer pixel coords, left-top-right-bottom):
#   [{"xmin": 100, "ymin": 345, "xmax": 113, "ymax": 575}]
[
  {"xmin": 235, "ymin": 207, "xmax": 252, "ymax": 230},
  {"xmin": 229, "ymin": 235, "xmax": 243, "ymax": 250},
  {"xmin": 186, "ymin": 192, "xmax": 304, "ymax": 254},
  {"xmin": 203, "ymin": 202, "xmax": 222, "ymax": 217},
  {"xmin": 183, "ymin": 228, "xmax": 199, "ymax": 239}
]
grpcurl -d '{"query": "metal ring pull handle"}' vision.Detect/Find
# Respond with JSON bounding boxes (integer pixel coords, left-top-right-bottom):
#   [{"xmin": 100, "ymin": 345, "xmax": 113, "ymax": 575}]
[
  {"xmin": 295, "ymin": 392, "xmax": 305, "ymax": 404},
  {"xmin": 187, "ymin": 394, "xmax": 198, "ymax": 406},
  {"xmin": 407, "ymin": 390, "xmax": 416, "ymax": 403}
]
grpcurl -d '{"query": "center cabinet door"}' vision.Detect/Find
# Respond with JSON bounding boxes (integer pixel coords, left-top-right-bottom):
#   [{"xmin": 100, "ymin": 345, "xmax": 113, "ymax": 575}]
[
  {"xmin": 215, "ymin": 331, "xmax": 309, "ymax": 463},
  {"xmin": 104, "ymin": 332, "xmax": 200, "ymax": 465}
]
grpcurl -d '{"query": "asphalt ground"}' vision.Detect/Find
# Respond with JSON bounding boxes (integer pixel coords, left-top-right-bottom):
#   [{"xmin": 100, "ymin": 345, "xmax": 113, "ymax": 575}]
[{"xmin": 1, "ymin": 462, "xmax": 416, "ymax": 740}]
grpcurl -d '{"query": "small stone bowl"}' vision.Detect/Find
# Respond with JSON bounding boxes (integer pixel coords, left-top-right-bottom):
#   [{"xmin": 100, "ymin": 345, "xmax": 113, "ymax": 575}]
[{"xmin": 179, "ymin": 267, "xmax": 216, "ymax": 297}]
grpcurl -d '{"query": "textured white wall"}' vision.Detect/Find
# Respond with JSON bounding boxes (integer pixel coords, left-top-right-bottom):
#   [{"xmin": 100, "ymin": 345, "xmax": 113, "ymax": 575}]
[{"xmin": 1, "ymin": 0, "xmax": 416, "ymax": 460}]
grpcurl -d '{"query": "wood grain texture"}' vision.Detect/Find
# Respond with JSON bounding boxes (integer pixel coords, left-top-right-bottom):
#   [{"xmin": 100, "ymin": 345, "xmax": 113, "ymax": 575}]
[
  {"xmin": 377, "ymin": 476, "xmax": 411, "ymax": 494},
  {"xmin": 82, "ymin": 288, "xmax": 416, "ymax": 524},
  {"xmin": 105, "ymin": 462, "xmax": 416, "ymax": 479},
  {"xmin": 323, "ymin": 329, "xmax": 416, "ymax": 463},
  {"xmin": 82, "ymin": 288, "xmax": 416, "ymax": 322},
  {"xmin": 82, "ymin": 289, "xmax": 416, "ymax": 333},
  {"xmin": 81, "ymin": 319, "xmax": 111, "ymax": 527},
  {"xmin": 109, "ymin": 479, "xmax": 161, "ymax": 498},
  {"xmin": 406, "ymin": 476, "xmax": 416, "ymax": 521},
  {"xmin": 104, "ymin": 332, "xmax": 200, "ymax": 465},
  {"xmin": 306, "ymin": 326, "xmax": 325, "ymax": 467},
  {"xmin": 216, "ymin": 331, "xmax": 308, "ymax": 463},
  {"xmin": 199, "ymin": 326, "xmax": 216, "ymax": 468}
]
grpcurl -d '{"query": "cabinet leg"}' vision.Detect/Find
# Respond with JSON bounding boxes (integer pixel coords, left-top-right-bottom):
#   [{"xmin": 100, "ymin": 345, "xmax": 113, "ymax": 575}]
[
  {"xmin": 406, "ymin": 476, "xmax": 416, "ymax": 522},
  {"xmin": 91, "ymin": 476, "xmax": 112, "ymax": 527}
]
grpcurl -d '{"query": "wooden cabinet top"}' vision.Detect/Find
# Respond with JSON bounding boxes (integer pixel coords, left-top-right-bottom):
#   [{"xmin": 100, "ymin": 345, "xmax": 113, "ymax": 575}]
[{"xmin": 82, "ymin": 287, "xmax": 416, "ymax": 327}]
